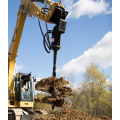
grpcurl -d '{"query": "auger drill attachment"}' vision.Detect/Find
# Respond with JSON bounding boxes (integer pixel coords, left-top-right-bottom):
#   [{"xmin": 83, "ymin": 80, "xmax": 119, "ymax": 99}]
[
  {"xmin": 50, "ymin": 6, "xmax": 68, "ymax": 77},
  {"xmin": 51, "ymin": 23, "xmax": 66, "ymax": 77},
  {"xmin": 50, "ymin": 20, "xmax": 70, "ymax": 109},
  {"xmin": 35, "ymin": 6, "xmax": 72, "ymax": 109}
]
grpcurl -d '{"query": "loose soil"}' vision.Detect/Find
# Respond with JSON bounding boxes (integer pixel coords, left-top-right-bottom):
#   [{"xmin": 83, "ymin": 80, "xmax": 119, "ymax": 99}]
[
  {"xmin": 55, "ymin": 86, "xmax": 73, "ymax": 97},
  {"xmin": 35, "ymin": 77, "xmax": 72, "ymax": 97},
  {"xmin": 32, "ymin": 109, "xmax": 112, "ymax": 120},
  {"xmin": 35, "ymin": 77, "xmax": 69, "ymax": 88},
  {"xmin": 41, "ymin": 96, "xmax": 64, "ymax": 107},
  {"xmin": 35, "ymin": 95, "xmax": 71, "ymax": 108},
  {"xmin": 35, "ymin": 77, "xmax": 73, "ymax": 108}
]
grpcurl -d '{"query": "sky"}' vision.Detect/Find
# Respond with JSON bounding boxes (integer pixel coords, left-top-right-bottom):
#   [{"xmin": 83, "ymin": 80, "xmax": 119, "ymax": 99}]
[{"xmin": 8, "ymin": 0, "xmax": 112, "ymax": 88}]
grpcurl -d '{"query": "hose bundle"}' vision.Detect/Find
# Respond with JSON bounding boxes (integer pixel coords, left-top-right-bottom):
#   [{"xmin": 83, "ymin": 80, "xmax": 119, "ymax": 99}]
[{"xmin": 38, "ymin": 19, "xmax": 51, "ymax": 53}]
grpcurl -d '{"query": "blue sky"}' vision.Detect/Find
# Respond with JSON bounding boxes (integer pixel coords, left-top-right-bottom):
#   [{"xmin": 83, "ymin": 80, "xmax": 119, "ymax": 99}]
[{"xmin": 8, "ymin": 0, "xmax": 112, "ymax": 86}]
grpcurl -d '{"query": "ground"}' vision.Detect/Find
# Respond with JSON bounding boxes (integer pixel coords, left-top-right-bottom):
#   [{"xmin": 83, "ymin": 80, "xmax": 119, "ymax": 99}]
[{"xmin": 31, "ymin": 109, "xmax": 112, "ymax": 120}]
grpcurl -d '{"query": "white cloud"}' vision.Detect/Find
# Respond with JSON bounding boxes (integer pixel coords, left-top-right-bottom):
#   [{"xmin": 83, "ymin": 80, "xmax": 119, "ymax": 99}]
[
  {"xmin": 60, "ymin": 31, "xmax": 112, "ymax": 74},
  {"xmin": 14, "ymin": 63, "xmax": 24, "ymax": 75},
  {"xmin": 56, "ymin": 68, "xmax": 60, "ymax": 73},
  {"xmin": 63, "ymin": 0, "xmax": 112, "ymax": 19}
]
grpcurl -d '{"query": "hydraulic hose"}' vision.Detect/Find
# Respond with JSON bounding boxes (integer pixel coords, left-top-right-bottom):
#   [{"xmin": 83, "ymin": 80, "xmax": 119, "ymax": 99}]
[{"xmin": 38, "ymin": 19, "xmax": 51, "ymax": 53}]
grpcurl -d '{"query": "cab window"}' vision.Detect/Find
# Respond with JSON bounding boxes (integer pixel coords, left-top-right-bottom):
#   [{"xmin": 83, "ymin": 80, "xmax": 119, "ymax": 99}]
[{"xmin": 21, "ymin": 77, "xmax": 32, "ymax": 101}]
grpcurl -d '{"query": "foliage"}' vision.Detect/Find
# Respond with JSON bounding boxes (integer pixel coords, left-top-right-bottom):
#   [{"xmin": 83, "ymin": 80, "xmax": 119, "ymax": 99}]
[{"xmin": 69, "ymin": 63, "xmax": 112, "ymax": 118}]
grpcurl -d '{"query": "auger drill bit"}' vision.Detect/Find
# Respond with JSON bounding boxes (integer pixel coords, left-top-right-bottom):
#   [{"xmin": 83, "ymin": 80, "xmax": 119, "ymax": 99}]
[
  {"xmin": 52, "ymin": 49, "xmax": 58, "ymax": 110},
  {"xmin": 53, "ymin": 48, "xmax": 57, "ymax": 77}
]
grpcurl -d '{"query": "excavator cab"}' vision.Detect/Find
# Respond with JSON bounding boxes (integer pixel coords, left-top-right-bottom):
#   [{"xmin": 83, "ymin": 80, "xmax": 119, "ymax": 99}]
[
  {"xmin": 17, "ymin": 73, "xmax": 33, "ymax": 101},
  {"xmin": 9, "ymin": 73, "xmax": 35, "ymax": 108},
  {"xmin": 15, "ymin": 73, "xmax": 35, "ymax": 108}
]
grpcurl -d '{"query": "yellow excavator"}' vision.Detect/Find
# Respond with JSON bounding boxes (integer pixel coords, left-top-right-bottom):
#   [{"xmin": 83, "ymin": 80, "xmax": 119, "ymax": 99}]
[{"xmin": 8, "ymin": 0, "xmax": 69, "ymax": 119}]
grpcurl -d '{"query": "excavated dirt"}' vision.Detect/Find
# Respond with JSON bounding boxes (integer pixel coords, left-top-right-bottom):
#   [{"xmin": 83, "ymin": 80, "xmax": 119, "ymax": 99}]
[
  {"xmin": 54, "ymin": 86, "xmax": 73, "ymax": 97},
  {"xmin": 35, "ymin": 77, "xmax": 73, "ymax": 98},
  {"xmin": 32, "ymin": 109, "xmax": 112, "ymax": 120},
  {"xmin": 35, "ymin": 96, "xmax": 71, "ymax": 108},
  {"xmin": 35, "ymin": 77, "xmax": 73, "ymax": 108},
  {"xmin": 41, "ymin": 96, "xmax": 64, "ymax": 107},
  {"xmin": 35, "ymin": 77, "xmax": 69, "ymax": 88}
]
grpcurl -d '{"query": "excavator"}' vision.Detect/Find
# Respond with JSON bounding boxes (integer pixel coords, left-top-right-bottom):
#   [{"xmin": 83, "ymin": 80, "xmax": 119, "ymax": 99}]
[{"xmin": 8, "ymin": 0, "xmax": 72, "ymax": 120}]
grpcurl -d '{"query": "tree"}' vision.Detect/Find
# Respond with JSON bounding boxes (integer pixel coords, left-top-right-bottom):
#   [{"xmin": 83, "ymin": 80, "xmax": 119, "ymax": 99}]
[{"xmin": 76, "ymin": 63, "xmax": 112, "ymax": 117}]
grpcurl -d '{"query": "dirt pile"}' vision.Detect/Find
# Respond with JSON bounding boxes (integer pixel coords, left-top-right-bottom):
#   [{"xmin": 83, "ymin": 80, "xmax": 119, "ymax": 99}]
[
  {"xmin": 55, "ymin": 109, "xmax": 112, "ymax": 120},
  {"xmin": 32, "ymin": 109, "xmax": 112, "ymax": 120}
]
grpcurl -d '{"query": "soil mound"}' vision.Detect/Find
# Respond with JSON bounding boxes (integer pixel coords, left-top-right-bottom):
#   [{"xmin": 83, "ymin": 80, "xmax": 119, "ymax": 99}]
[{"xmin": 32, "ymin": 109, "xmax": 112, "ymax": 120}]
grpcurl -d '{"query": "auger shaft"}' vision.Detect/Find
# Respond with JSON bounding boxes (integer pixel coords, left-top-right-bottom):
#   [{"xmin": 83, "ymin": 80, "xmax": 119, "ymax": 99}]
[{"xmin": 53, "ymin": 49, "xmax": 57, "ymax": 77}]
